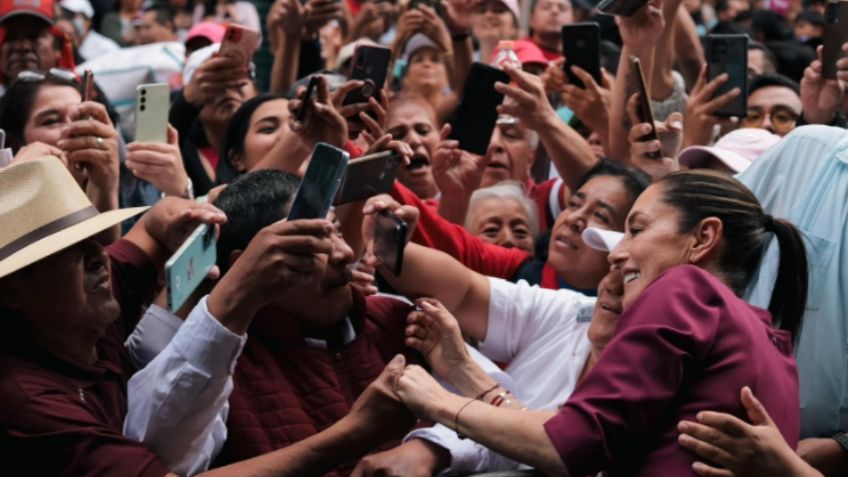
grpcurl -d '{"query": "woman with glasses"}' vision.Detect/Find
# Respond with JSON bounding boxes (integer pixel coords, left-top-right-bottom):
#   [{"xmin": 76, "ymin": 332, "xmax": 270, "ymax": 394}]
[{"xmin": 0, "ymin": 69, "xmax": 122, "ymax": 241}]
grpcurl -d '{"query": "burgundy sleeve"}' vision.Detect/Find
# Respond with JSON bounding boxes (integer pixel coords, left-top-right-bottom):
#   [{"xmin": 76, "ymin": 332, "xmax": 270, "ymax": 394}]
[
  {"xmin": 543, "ymin": 266, "xmax": 723, "ymax": 475},
  {"xmin": 390, "ymin": 182, "xmax": 531, "ymax": 279},
  {"xmin": 4, "ymin": 391, "xmax": 171, "ymax": 477},
  {"xmin": 106, "ymin": 240, "xmax": 158, "ymax": 338}
]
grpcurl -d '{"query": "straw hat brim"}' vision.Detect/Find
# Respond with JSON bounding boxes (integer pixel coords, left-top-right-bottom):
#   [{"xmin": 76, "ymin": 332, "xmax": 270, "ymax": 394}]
[{"xmin": 0, "ymin": 206, "xmax": 149, "ymax": 280}]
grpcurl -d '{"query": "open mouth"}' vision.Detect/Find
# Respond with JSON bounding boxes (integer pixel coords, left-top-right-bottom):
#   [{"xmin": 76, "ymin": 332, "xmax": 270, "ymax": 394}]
[
  {"xmin": 599, "ymin": 302, "xmax": 622, "ymax": 314},
  {"xmin": 407, "ymin": 155, "xmax": 430, "ymax": 170},
  {"xmin": 623, "ymin": 272, "xmax": 640, "ymax": 284},
  {"xmin": 486, "ymin": 162, "xmax": 509, "ymax": 170},
  {"xmin": 555, "ymin": 235, "xmax": 579, "ymax": 251}
]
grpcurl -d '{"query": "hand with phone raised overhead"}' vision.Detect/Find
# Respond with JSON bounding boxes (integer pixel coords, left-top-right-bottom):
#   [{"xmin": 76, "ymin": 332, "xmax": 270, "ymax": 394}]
[
  {"xmin": 361, "ymin": 194, "xmax": 420, "ymax": 267},
  {"xmin": 562, "ymin": 66, "xmax": 614, "ymax": 140},
  {"xmin": 302, "ymin": 0, "xmax": 345, "ymax": 38},
  {"xmin": 289, "ymin": 75, "xmax": 349, "ymax": 149},
  {"xmin": 395, "ymin": 5, "xmax": 453, "ymax": 56},
  {"xmin": 59, "ymin": 101, "xmax": 120, "ymax": 202},
  {"xmin": 627, "ymin": 94, "xmax": 682, "ymax": 181},
  {"xmin": 801, "ymin": 44, "xmax": 846, "ymax": 125},
  {"xmin": 431, "ymin": 124, "xmax": 490, "ymax": 220},
  {"xmin": 183, "ymin": 55, "xmax": 249, "ymax": 107},
  {"xmin": 127, "ymin": 125, "xmax": 191, "ymax": 198},
  {"xmin": 441, "ymin": 0, "xmax": 476, "ymax": 36},
  {"xmin": 494, "ymin": 65, "xmax": 559, "ymax": 132},
  {"xmin": 682, "ymin": 65, "xmax": 741, "ymax": 149},
  {"xmin": 134, "ymin": 196, "xmax": 228, "ymax": 254},
  {"xmin": 616, "ymin": 0, "xmax": 665, "ymax": 53}
]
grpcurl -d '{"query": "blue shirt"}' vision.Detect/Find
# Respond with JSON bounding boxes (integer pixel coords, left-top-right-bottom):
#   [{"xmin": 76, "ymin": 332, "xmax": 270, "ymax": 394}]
[{"xmin": 738, "ymin": 125, "xmax": 848, "ymax": 438}]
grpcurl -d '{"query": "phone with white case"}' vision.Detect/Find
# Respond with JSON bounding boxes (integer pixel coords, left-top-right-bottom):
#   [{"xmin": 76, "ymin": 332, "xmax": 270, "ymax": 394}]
[{"xmin": 134, "ymin": 83, "xmax": 170, "ymax": 143}]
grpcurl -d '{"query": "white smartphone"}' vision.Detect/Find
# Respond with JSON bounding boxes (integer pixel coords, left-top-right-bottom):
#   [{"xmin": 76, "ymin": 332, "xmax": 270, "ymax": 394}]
[{"xmin": 134, "ymin": 83, "xmax": 170, "ymax": 143}]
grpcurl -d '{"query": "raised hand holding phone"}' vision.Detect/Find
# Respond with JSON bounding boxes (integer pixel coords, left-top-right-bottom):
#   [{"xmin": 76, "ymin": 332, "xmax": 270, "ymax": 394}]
[
  {"xmin": 287, "ymin": 143, "xmax": 350, "ymax": 220},
  {"xmin": 448, "ymin": 63, "xmax": 509, "ymax": 155},
  {"xmin": 219, "ymin": 24, "xmax": 261, "ymax": 68}
]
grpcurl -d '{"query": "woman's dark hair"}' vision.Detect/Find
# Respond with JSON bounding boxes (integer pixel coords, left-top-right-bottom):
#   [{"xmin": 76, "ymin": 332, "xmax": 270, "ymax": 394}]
[
  {"xmin": 214, "ymin": 169, "xmax": 301, "ymax": 272},
  {"xmin": 576, "ymin": 159, "xmax": 651, "ymax": 204},
  {"xmin": 658, "ymin": 170, "xmax": 808, "ymax": 341},
  {"xmin": 0, "ymin": 75, "xmax": 82, "ymax": 151},
  {"xmin": 217, "ymin": 93, "xmax": 288, "ymax": 185}
]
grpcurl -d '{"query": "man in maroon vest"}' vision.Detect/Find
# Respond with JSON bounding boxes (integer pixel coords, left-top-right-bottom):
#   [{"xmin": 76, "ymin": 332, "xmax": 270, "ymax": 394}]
[{"xmin": 210, "ymin": 169, "xmax": 427, "ymax": 476}]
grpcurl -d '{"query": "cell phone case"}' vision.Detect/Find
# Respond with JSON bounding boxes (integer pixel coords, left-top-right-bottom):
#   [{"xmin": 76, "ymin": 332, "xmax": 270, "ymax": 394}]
[
  {"xmin": 631, "ymin": 57, "xmax": 661, "ymax": 158},
  {"xmin": 166, "ymin": 224, "xmax": 217, "ymax": 312},
  {"xmin": 596, "ymin": 0, "xmax": 649, "ymax": 16},
  {"xmin": 135, "ymin": 83, "xmax": 170, "ymax": 143},
  {"xmin": 287, "ymin": 143, "xmax": 350, "ymax": 221},
  {"xmin": 219, "ymin": 24, "xmax": 261, "ymax": 66},
  {"xmin": 343, "ymin": 45, "xmax": 391, "ymax": 107},
  {"xmin": 333, "ymin": 151, "xmax": 403, "ymax": 206},
  {"xmin": 822, "ymin": 1, "xmax": 848, "ymax": 79},
  {"xmin": 374, "ymin": 211, "xmax": 407, "ymax": 276},
  {"xmin": 448, "ymin": 63, "xmax": 510, "ymax": 155},
  {"xmin": 562, "ymin": 23, "xmax": 602, "ymax": 88},
  {"xmin": 707, "ymin": 34, "xmax": 748, "ymax": 118},
  {"xmin": 297, "ymin": 75, "xmax": 320, "ymax": 122}
]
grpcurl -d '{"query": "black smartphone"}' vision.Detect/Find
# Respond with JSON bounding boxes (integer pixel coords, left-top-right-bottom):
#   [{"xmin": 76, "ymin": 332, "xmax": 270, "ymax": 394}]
[
  {"xmin": 82, "ymin": 69, "xmax": 94, "ymax": 102},
  {"xmin": 822, "ymin": 1, "xmax": 848, "ymax": 80},
  {"xmin": 297, "ymin": 75, "xmax": 320, "ymax": 122},
  {"xmin": 631, "ymin": 56, "xmax": 661, "ymax": 158},
  {"xmin": 706, "ymin": 34, "xmax": 748, "ymax": 118},
  {"xmin": 409, "ymin": 0, "xmax": 441, "ymax": 10},
  {"xmin": 333, "ymin": 150, "xmax": 403, "ymax": 205},
  {"xmin": 342, "ymin": 45, "xmax": 392, "ymax": 116},
  {"xmin": 596, "ymin": 0, "xmax": 648, "ymax": 16},
  {"xmin": 448, "ymin": 63, "xmax": 510, "ymax": 155},
  {"xmin": 374, "ymin": 210, "xmax": 407, "ymax": 276},
  {"xmin": 562, "ymin": 23, "xmax": 601, "ymax": 89},
  {"xmin": 287, "ymin": 143, "xmax": 350, "ymax": 221}
]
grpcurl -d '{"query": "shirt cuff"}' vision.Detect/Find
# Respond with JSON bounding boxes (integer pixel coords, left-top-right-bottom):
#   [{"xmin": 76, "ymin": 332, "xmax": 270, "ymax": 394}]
[
  {"xmin": 404, "ymin": 424, "xmax": 483, "ymax": 475},
  {"xmin": 172, "ymin": 296, "xmax": 247, "ymax": 377}
]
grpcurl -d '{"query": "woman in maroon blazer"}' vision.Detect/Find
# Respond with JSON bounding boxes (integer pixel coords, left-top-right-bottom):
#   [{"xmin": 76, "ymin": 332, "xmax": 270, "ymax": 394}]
[{"xmin": 392, "ymin": 170, "xmax": 809, "ymax": 477}]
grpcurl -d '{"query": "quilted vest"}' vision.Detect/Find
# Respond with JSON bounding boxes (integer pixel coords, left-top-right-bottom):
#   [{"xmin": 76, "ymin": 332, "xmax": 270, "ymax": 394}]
[{"xmin": 214, "ymin": 292, "xmax": 421, "ymax": 476}]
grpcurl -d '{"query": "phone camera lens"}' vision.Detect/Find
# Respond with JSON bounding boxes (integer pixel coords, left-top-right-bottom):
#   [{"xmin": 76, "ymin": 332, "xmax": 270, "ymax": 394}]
[
  {"xmin": 140, "ymin": 97, "xmax": 146, "ymax": 103},
  {"xmin": 140, "ymin": 105, "xmax": 146, "ymax": 111},
  {"xmin": 140, "ymin": 89, "xmax": 146, "ymax": 95},
  {"xmin": 577, "ymin": 39, "xmax": 585, "ymax": 48}
]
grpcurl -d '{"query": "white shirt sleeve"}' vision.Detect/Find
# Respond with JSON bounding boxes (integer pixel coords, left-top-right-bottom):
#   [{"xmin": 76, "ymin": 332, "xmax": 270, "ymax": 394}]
[
  {"xmin": 124, "ymin": 296, "xmax": 246, "ymax": 476},
  {"xmin": 481, "ymin": 277, "xmax": 594, "ymax": 363},
  {"xmin": 125, "ymin": 304, "xmax": 183, "ymax": 369}
]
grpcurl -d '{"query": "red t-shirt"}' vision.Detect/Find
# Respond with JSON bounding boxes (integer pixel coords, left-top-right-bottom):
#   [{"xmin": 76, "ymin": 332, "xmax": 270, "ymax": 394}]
[
  {"xmin": 544, "ymin": 265, "xmax": 800, "ymax": 476},
  {"xmin": 391, "ymin": 181, "xmax": 531, "ymax": 280},
  {"xmin": 525, "ymin": 37, "xmax": 564, "ymax": 62},
  {"xmin": 0, "ymin": 240, "xmax": 170, "ymax": 477}
]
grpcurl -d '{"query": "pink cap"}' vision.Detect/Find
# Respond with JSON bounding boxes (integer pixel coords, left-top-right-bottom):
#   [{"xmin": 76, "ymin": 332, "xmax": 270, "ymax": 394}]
[
  {"xmin": 186, "ymin": 21, "xmax": 226, "ymax": 45},
  {"xmin": 492, "ymin": 38, "xmax": 549, "ymax": 68},
  {"xmin": 677, "ymin": 128, "xmax": 781, "ymax": 174},
  {"xmin": 479, "ymin": 0, "xmax": 521, "ymax": 22}
]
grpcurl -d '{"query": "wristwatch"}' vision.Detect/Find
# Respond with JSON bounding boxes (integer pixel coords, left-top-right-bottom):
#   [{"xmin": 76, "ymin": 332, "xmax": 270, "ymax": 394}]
[{"xmin": 831, "ymin": 432, "xmax": 848, "ymax": 453}]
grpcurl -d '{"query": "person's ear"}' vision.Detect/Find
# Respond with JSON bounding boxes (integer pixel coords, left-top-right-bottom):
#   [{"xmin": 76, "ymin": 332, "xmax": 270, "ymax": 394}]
[
  {"xmin": 228, "ymin": 249, "xmax": 244, "ymax": 268},
  {"xmin": 687, "ymin": 217, "xmax": 723, "ymax": 264},
  {"xmin": 228, "ymin": 150, "xmax": 247, "ymax": 173}
]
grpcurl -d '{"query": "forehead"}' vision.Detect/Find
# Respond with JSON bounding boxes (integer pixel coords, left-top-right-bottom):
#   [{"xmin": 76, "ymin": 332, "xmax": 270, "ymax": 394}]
[
  {"xmin": 474, "ymin": 196, "xmax": 529, "ymax": 219},
  {"xmin": 627, "ymin": 182, "xmax": 670, "ymax": 218},
  {"xmin": 3, "ymin": 16, "xmax": 51, "ymax": 37},
  {"xmin": 387, "ymin": 102, "xmax": 436, "ymax": 127},
  {"xmin": 250, "ymin": 99, "xmax": 289, "ymax": 124},
  {"xmin": 32, "ymin": 85, "xmax": 82, "ymax": 112},
  {"xmin": 748, "ymin": 85, "xmax": 801, "ymax": 110},
  {"xmin": 535, "ymin": 0, "xmax": 571, "ymax": 9}
]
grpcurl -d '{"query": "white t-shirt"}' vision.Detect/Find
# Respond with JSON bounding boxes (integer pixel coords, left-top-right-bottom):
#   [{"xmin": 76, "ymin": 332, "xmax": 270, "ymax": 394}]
[
  {"xmin": 406, "ymin": 277, "xmax": 596, "ymax": 474},
  {"xmin": 79, "ymin": 31, "xmax": 120, "ymax": 61}
]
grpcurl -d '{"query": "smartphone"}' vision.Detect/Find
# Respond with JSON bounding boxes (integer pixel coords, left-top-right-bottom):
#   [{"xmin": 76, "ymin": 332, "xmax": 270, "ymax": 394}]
[
  {"xmin": 134, "ymin": 83, "xmax": 170, "ymax": 143},
  {"xmin": 165, "ymin": 224, "xmax": 217, "ymax": 312},
  {"xmin": 596, "ymin": 0, "xmax": 649, "ymax": 16},
  {"xmin": 82, "ymin": 69, "xmax": 94, "ymax": 101},
  {"xmin": 297, "ymin": 75, "xmax": 320, "ymax": 122},
  {"xmin": 0, "ymin": 129, "xmax": 11, "ymax": 168},
  {"xmin": 287, "ymin": 143, "xmax": 350, "ymax": 221},
  {"xmin": 448, "ymin": 63, "xmax": 510, "ymax": 155},
  {"xmin": 342, "ymin": 45, "xmax": 392, "ymax": 114},
  {"xmin": 631, "ymin": 56, "xmax": 661, "ymax": 158},
  {"xmin": 409, "ymin": 0, "xmax": 442, "ymax": 12},
  {"xmin": 561, "ymin": 23, "xmax": 601, "ymax": 88},
  {"xmin": 822, "ymin": 1, "xmax": 848, "ymax": 80},
  {"xmin": 374, "ymin": 210, "xmax": 407, "ymax": 276},
  {"xmin": 219, "ymin": 24, "xmax": 261, "ymax": 67},
  {"xmin": 706, "ymin": 34, "xmax": 748, "ymax": 118},
  {"xmin": 333, "ymin": 151, "xmax": 403, "ymax": 206}
]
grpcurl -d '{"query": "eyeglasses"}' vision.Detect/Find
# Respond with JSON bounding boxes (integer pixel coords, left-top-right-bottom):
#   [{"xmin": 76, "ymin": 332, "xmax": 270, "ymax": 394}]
[
  {"xmin": 15, "ymin": 68, "xmax": 78, "ymax": 84},
  {"xmin": 742, "ymin": 108, "xmax": 799, "ymax": 134}
]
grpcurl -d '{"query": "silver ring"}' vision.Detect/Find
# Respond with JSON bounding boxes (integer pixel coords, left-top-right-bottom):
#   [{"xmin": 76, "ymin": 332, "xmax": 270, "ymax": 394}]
[{"xmin": 95, "ymin": 137, "xmax": 104, "ymax": 149}]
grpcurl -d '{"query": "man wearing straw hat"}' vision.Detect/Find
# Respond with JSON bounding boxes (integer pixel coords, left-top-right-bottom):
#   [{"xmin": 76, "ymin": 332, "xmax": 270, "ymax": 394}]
[{"xmin": 0, "ymin": 157, "xmax": 414, "ymax": 475}]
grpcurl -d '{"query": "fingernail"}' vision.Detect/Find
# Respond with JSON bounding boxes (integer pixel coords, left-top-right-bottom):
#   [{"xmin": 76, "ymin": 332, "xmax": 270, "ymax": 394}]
[
  {"xmin": 696, "ymin": 412, "xmax": 705, "ymax": 421},
  {"xmin": 57, "ymin": 140, "xmax": 67, "ymax": 148},
  {"xmin": 671, "ymin": 121, "xmax": 683, "ymax": 129},
  {"xmin": 642, "ymin": 124, "xmax": 652, "ymax": 133},
  {"xmin": 677, "ymin": 421, "xmax": 689, "ymax": 431}
]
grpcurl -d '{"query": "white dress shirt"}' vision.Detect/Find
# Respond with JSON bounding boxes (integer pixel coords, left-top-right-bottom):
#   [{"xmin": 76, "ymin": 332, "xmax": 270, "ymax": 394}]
[
  {"xmin": 405, "ymin": 277, "xmax": 595, "ymax": 474},
  {"xmin": 124, "ymin": 297, "xmax": 246, "ymax": 476}
]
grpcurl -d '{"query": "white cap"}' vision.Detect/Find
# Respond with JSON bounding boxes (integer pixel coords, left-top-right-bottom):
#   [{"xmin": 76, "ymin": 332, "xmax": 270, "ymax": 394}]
[
  {"xmin": 60, "ymin": 0, "xmax": 94, "ymax": 18},
  {"xmin": 582, "ymin": 227, "xmax": 623, "ymax": 252},
  {"xmin": 183, "ymin": 43, "xmax": 219, "ymax": 85}
]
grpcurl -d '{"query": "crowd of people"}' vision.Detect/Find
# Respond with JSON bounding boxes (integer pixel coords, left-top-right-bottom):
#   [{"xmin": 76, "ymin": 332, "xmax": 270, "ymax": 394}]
[{"xmin": 0, "ymin": 0, "xmax": 847, "ymax": 474}]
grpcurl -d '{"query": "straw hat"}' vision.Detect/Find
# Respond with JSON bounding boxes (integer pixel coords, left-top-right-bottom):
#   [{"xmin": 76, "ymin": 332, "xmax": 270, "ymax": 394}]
[{"xmin": 0, "ymin": 157, "xmax": 148, "ymax": 279}]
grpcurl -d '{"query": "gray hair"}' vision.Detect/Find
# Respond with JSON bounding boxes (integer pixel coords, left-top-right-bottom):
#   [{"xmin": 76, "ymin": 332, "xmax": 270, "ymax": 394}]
[{"xmin": 465, "ymin": 181, "xmax": 539, "ymax": 238}]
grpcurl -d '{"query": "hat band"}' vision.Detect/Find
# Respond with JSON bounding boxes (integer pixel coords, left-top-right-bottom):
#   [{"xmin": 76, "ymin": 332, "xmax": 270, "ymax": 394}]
[{"xmin": 0, "ymin": 206, "xmax": 99, "ymax": 261}]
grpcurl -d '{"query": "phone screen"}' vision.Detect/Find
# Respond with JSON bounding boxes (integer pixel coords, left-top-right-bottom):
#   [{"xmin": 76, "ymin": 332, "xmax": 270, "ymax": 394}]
[
  {"xmin": 448, "ymin": 63, "xmax": 510, "ymax": 155},
  {"xmin": 166, "ymin": 224, "xmax": 217, "ymax": 312},
  {"xmin": 287, "ymin": 143, "xmax": 350, "ymax": 221},
  {"xmin": 374, "ymin": 210, "xmax": 407, "ymax": 276}
]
